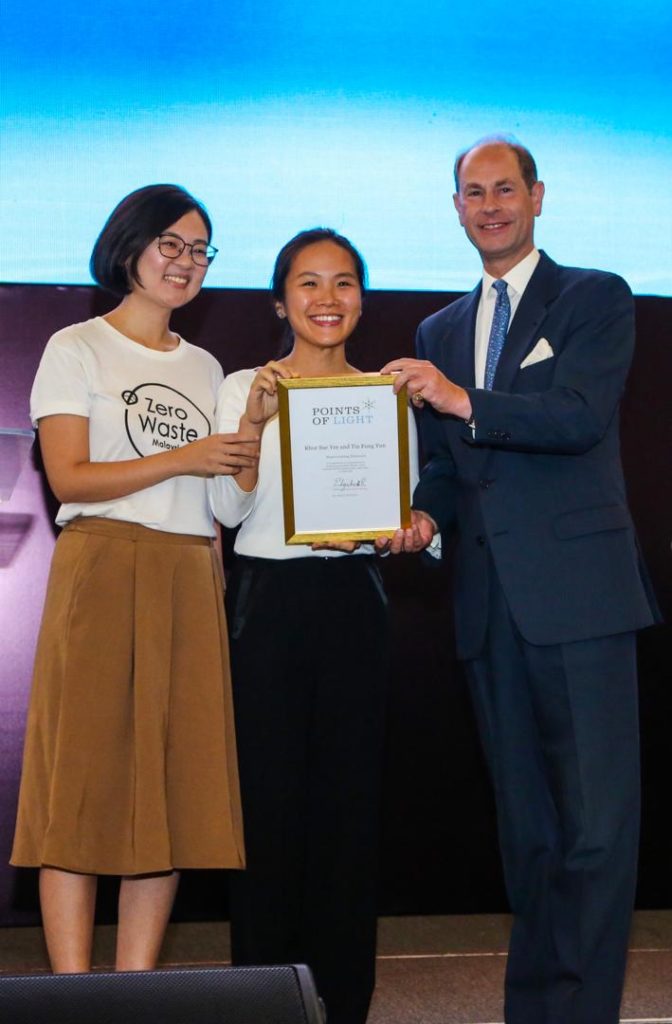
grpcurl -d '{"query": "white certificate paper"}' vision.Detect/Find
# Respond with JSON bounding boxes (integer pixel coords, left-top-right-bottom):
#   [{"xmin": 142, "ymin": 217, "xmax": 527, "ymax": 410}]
[{"xmin": 277, "ymin": 375, "xmax": 410, "ymax": 543}]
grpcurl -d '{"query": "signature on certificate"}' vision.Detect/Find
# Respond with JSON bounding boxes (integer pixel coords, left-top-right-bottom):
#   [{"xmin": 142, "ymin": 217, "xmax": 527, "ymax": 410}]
[{"xmin": 333, "ymin": 476, "xmax": 367, "ymax": 491}]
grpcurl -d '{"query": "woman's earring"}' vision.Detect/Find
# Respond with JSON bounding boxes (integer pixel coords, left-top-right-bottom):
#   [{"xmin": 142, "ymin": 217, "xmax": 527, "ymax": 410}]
[{"xmin": 275, "ymin": 305, "xmax": 286, "ymax": 319}]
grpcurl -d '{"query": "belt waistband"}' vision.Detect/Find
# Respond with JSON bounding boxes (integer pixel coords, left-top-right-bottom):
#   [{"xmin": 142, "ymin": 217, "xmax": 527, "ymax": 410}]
[{"xmin": 62, "ymin": 517, "xmax": 212, "ymax": 546}]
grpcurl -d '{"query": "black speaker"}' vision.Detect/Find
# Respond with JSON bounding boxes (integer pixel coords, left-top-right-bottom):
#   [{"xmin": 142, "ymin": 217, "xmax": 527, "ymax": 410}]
[{"xmin": 0, "ymin": 964, "xmax": 325, "ymax": 1024}]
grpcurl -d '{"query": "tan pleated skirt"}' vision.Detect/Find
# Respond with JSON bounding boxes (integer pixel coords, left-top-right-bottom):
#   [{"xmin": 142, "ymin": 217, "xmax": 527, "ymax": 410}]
[{"xmin": 11, "ymin": 517, "xmax": 245, "ymax": 876}]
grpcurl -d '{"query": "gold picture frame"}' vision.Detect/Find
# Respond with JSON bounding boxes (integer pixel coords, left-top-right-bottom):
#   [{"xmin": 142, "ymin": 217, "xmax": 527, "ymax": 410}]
[{"xmin": 277, "ymin": 374, "xmax": 411, "ymax": 543}]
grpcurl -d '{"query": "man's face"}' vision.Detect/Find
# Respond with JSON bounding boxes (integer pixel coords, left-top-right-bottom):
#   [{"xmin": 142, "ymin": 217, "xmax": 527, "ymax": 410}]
[{"xmin": 453, "ymin": 143, "xmax": 544, "ymax": 275}]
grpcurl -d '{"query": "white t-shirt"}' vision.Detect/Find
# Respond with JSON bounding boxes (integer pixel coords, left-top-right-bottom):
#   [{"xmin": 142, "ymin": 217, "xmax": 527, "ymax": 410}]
[
  {"xmin": 31, "ymin": 317, "xmax": 223, "ymax": 536},
  {"xmin": 209, "ymin": 368, "xmax": 420, "ymax": 560}
]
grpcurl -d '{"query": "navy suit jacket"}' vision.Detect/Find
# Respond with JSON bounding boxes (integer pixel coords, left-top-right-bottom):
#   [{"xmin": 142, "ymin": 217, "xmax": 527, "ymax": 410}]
[{"xmin": 413, "ymin": 251, "xmax": 659, "ymax": 659}]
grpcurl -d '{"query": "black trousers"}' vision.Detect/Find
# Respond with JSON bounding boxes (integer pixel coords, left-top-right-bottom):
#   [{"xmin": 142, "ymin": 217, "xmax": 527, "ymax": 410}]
[
  {"xmin": 226, "ymin": 555, "xmax": 390, "ymax": 1024},
  {"xmin": 466, "ymin": 564, "xmax": 640, "ymax": 1024}
]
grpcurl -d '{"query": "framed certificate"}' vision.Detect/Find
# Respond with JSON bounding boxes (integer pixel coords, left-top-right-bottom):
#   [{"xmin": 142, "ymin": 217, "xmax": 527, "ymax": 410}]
[{"xmin": 277, "ymin": 374, "xmax": 411, "ymax": 543}]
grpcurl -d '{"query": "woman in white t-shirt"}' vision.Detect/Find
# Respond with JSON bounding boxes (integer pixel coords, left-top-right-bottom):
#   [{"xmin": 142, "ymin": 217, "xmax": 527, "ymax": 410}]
[
  {"xmin": 11, "ymin": 185, "xmax": 254, "ymax": 973},
  {"xmin": 210, "ymin": 228, "xmax": 416, "ymax": 1024}
]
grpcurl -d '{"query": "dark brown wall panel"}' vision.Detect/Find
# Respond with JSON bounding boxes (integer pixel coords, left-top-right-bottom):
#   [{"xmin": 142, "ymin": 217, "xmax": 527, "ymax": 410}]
[{"xmin": 1, "ymin": 284, "xmax": 670, "ymax": 924}]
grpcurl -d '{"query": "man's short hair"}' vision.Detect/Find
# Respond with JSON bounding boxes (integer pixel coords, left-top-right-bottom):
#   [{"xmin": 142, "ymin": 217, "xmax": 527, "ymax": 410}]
[{"xmin": 453, "ymin": 135, "xmax": 538, "ymax": 193}]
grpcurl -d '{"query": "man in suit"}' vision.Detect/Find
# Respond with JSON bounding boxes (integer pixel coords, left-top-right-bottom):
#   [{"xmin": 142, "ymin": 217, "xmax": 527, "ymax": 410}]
[{"xmin": 380, "ymin": 136, "xmax": 659, "ymax": 1023}]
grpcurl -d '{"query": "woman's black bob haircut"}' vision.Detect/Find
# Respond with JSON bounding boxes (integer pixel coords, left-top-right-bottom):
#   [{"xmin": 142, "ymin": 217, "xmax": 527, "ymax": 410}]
[
  {"xmin": 271, "ymin": 227, "xmax": 367, "ymax": 302},
  {"xmin": 90, "ymin": 184, "xmax": 213, "ymax": 297}
]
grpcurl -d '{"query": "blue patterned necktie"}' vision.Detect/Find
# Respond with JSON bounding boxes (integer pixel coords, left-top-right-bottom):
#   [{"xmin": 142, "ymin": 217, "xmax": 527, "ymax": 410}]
[{"xmin": 484, "ymin": 279, "xmax": 510, "ymax": 390}]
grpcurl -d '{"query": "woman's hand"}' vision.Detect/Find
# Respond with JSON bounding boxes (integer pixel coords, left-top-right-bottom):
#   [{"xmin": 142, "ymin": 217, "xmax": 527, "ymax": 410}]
[
  {"xmin": 175, "ymin": 432, "xmax": 260, "ymax": 477},
  {"xmin": 37, "ymin": 414, "xmax": 259, "ymax": 504},
  {"xmin": 311, "ymin": 539, "xmax": 361, "ymax": 553},
  {"xmin": 245, "ymin": 361, "xmax": 297, "ymax": 425}
]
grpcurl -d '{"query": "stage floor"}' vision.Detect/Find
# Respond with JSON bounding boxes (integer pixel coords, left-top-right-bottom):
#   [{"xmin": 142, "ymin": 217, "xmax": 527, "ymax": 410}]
[{"xmin": 1, "ymin": 911, "xmax": 670, "ymax": 1023}]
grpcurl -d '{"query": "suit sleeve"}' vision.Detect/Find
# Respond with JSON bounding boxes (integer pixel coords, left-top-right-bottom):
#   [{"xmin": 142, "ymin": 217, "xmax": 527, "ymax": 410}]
[
  {"xmin": 467, "ymin": 274, "xmax": 635, "ymax": 454},
  {"xmin": 411, "ymin": 321, "xmax": 458, "ymax": 536}
]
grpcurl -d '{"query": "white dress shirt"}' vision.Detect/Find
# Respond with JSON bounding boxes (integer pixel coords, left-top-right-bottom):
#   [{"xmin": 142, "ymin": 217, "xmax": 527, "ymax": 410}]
[{"xmin": 474, "ymin": 248, "xmax": 540, "ymax": 388}]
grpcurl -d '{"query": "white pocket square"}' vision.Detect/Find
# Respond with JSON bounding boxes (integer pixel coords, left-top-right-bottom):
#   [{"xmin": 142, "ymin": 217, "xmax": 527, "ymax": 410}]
[{"xmin": 520, "ymin": 337, "xmax": 554, "ymax": 369}]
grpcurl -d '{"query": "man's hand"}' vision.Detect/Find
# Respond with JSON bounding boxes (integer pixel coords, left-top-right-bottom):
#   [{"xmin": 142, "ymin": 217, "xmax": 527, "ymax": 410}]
[
  {"xmin": 375, "ymin": 509, "xmax": 437, "ymax": 555},
  {"xmin": 381, "ymin": 357, "xmax": 472, "ymax": 420}
]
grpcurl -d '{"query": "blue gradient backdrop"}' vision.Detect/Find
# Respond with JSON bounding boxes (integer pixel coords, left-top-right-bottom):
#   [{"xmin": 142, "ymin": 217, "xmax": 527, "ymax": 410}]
[{"xmin": 2, "ymin": 1, "xmax": 671, "ymax": 293}]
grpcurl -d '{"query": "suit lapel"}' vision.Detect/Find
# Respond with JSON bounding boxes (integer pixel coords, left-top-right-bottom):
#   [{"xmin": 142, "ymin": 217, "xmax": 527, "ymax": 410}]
[
  {"xmin": 492, "ymin": 251, "xmax": 561, "ymax": 392},
  {"xmin": 442, "ymin": 285, "xmax": 480, "ymax": 388}
]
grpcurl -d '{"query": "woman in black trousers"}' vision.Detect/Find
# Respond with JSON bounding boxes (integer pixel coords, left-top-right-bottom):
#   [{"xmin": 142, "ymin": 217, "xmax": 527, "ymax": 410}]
[{"xmin": 210, "ymin": 228, "xmax": 412, "ymax": 1024}]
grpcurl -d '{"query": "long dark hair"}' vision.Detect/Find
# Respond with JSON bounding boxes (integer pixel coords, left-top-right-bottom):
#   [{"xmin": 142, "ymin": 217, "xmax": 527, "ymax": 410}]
[
  {"xmin": 271, "ymin": 227, "xmax": 367, "ymax": 354},
  {"xmin": 271, "ymin": 227, "xmax": 367, "ymax": 300}
]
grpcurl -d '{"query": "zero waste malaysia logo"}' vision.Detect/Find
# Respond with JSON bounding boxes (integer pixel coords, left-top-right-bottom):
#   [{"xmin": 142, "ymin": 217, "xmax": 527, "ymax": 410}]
[{"xmin": 122, "ymin": 383, "xmax": 211, "ymax": 457}]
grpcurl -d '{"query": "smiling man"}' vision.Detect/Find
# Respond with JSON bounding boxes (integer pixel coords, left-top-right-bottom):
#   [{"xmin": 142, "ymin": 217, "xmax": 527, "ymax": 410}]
[{"xmin": 381, "ymin": 135, "xmax": 660, "ymax": 1023}]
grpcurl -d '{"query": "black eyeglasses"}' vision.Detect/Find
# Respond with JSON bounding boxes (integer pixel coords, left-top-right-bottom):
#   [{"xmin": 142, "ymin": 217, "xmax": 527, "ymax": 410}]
[{"xmin": 157, "ymin": 233, "xmax": 218, "ymax": 267}]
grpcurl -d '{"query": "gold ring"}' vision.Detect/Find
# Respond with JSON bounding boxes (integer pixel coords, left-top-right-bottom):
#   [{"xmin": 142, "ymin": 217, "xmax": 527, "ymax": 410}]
[{"xmin": 412, "ymin": 392, "xmax": 424, "ymax": 405}]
